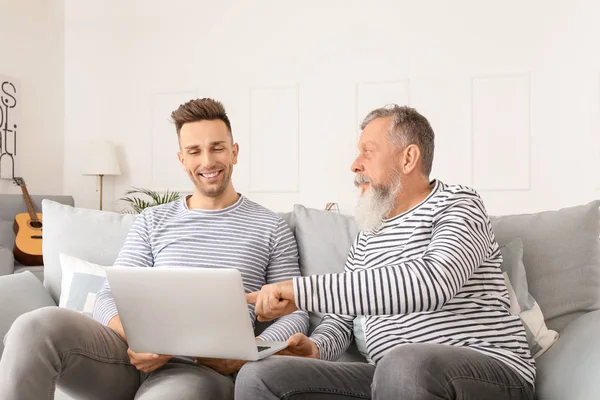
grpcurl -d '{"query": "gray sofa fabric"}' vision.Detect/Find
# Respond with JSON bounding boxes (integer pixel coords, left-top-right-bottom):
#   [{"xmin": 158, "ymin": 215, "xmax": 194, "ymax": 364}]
[
  {"xmin": 0, "ymin": 271, "xmax": 56, "ymax": 356},
  {"xmin": 0, "ymin": 220, "xmax": 14, "ymax": 252},
  {"xmin": 13, "ymin": 266, "xmax": 44, "ymax": 281},
  {"xmin": 490, "ymin": 200, "xmax": 600, "ymax": 332},
  {"xmin": 280, "ymin": 205, "xmax": 359, "ymax": 334},
  {"xmin": 290, "ymin": 204, "xmax": 359, "ymax": 277},
  {"xmin": 535, "ymin": 310, "xmax": 600, "ymax": 400},
  {"xmin": 0, "ymin": 246, "xmax": 14, "ymax": 276}
]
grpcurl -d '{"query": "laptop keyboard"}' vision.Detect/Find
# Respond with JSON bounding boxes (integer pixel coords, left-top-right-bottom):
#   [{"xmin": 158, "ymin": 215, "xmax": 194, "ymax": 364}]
[{"xmin": 257, "ymin": 346, "xmax": 270, "ymax": 352}]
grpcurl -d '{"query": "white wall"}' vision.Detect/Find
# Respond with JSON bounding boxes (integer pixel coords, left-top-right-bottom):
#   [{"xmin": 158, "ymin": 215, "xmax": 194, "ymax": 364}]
[
  {"xmin": 64, "ymin": 0, "xmax": 600, "ymax": 216},
  {"xmin": 0, "ymin": 0, "xmax": 64, "ymax": 196}
]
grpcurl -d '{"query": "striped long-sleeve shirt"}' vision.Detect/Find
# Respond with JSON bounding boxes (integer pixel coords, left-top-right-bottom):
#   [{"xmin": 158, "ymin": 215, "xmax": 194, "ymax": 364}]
[
  {"xmin": 93, "ymin": 195, "xmax": 309, "ymax": 341},
  {"xmin": 294, "ymin": 180, "xmax": 536, "ymax": 386}
]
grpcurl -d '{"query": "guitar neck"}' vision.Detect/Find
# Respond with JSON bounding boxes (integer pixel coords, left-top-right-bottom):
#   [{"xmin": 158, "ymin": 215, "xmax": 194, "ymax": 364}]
[{"xmin": 20, "ymin": 185, "xmax": 38, "ymax": 221}]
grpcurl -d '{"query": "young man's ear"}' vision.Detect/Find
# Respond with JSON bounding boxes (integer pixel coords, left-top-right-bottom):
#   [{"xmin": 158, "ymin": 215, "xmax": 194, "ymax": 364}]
[{"xmin": 232, "ymin": 143, "xmax": 239, "ymax": 165}]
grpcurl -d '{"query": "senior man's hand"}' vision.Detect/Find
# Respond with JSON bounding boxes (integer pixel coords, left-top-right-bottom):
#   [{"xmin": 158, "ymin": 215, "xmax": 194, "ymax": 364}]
[{"xmin": 246, "ymin": 280, "xmax": 297, "ymax": 321}]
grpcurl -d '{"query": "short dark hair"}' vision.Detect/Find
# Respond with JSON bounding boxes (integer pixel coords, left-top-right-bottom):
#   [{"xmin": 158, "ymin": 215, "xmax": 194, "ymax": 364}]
[
  {"xmin": 361, "ymin": 105, "xmax": 435, "ymax": 177},
  {"xmin": 171, "ymin": 98, "xmax": 232, "ymax": 139}
]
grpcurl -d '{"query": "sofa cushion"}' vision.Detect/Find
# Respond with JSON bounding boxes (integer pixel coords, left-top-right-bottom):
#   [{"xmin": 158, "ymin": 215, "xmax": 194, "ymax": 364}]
[
  {"xmin": 0, "ymin": 246, "xmax": 14, "ymax": 276},
  {"xmin": 59, "ymin": 253, "xmax": 109, "ymax": 318},
  {"xmin": 13, "ymin": 266, "xmax": 44, "ymax": 282},
  {"xmin": 500, "ymin": 238, "xmax": 559, "ymax": 358},
  {"xmin": 500, "ymin": 239, "xmax": 535, "ymax": 313},
  {"xmin": 291, "ymin": 205, "xmax": 358, "ymax": 277},
  {"xmin": 535, "ymin": 310, "xmax": 600, "ymax": 400},
  {"xmin": 289, "ymin": 205, "xmax": 358, "ymax": 333},
  {"xmin": 278, "ymin": 212, "xmax": 295, "ymax": 233},
  {"xmin": 42, "ymin": 200, "xmax": 137, "ymax": 303},
  {"xmin": 0, "ymin": 219, "xmax": 15, "ymax": 250},
  {"xmin": 0, "ymin": 271, "xmax": 56, "ymax": 357},
  {"xmin": 490, "ymin": 200, "xmax": 600, "ymax": 332}
]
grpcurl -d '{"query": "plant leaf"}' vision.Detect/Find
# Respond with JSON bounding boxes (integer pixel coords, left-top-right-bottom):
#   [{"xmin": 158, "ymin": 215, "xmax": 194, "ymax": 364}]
[{"xmin": 119, "ymin": 187, "xmax": 182, "ymax": 214}]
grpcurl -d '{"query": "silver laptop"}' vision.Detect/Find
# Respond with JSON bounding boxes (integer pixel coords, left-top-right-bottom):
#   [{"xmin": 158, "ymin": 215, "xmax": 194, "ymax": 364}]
[{"xmin": 105, "ymin": 266, "xmax": 288, "ymax": 360}]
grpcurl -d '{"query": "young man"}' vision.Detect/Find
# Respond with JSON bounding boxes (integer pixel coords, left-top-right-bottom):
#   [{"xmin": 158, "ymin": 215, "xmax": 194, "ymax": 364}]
[
  {"xmin": 239, "ymin": 105, "xmax": 536, "ymax": 399},
  {"xmin": 0, "ymin": 98, "xmax": 309, "ymax": 399}
]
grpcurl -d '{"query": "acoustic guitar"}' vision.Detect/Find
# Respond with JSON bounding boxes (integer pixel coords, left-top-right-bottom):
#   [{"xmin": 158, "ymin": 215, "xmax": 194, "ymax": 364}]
[{"xmin": 12, "ymin": 177, "xmax": 43, "ymax": 266}]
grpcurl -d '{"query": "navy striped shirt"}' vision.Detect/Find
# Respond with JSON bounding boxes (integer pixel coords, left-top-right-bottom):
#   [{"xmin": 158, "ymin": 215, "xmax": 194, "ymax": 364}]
[
  {"xmin": 294, "ymin": 181, "xmax": 535, "ymax": 386},
  {"xmin": 93, "ymin": 195, "xmax": 309, "ymax": 341}
]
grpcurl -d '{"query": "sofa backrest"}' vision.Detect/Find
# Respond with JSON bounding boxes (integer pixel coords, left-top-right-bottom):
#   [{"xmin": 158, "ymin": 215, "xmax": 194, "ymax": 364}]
[
  {"xmin": 40, "ymin": 197, "xmax": 600, "ymax": 334},
  {"xmin": 279, "ymin": 205, "xmax": 359, "ymax": 333},
  {"xmin": 0, "ymin": 194, "xmax": 74, "ymax": 251},
  {"xmin": 490, "ymin": 200, "xmax": 600, "ymax": 332}
]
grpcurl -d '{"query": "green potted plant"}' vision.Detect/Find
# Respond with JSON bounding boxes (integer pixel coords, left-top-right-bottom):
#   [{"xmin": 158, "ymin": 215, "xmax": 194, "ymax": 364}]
[{"xmin": 119, "ymin": 187, "xmax": 182, "ymax": 214}]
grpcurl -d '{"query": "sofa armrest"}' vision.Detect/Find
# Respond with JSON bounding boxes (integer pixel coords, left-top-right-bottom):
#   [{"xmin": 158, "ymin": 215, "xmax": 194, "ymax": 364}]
[
  {"xmin": 0, "ymin": 246, "xmax": 14, "ymax": 276},
  {"xmin": 0, "ymin": 271, "xmax": 56, "ymax": 356},
  {"xmin": 536, "ymin": 310, "xmax": 600, "ymax": 400}
]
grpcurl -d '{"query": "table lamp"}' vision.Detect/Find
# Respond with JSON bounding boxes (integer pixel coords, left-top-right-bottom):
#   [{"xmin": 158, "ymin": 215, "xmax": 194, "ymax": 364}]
[{"xmin": 82, "ymin": 140, "xmax": 121, "ymax": 210}]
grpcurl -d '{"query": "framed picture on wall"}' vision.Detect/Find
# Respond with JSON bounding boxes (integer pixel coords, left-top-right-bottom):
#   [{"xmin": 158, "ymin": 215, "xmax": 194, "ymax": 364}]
[{"xmin": 0, "ymin": 74, "xmax": 21, "ymax": 180}]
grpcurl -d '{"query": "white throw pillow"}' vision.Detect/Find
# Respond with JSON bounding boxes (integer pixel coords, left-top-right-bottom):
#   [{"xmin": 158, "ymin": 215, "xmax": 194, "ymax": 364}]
[
  {"xmin": 41, "ymin": 199, "xmax": 137, "ymax": 305},
  {"xmin": 59, "ymin": 253, "xmax": 109, "ymax": 317}
]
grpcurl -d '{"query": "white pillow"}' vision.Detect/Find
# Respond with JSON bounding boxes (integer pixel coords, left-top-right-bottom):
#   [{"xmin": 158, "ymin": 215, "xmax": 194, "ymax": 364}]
[{"xmin": 59, "ymin": 253, "xmax": 109, "ymax": 317}]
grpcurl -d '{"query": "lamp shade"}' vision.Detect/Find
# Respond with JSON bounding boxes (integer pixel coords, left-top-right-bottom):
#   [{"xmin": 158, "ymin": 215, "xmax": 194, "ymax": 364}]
[{"xmin": 81, "ymin": 140, "xmax": 121, "ymax": 176}]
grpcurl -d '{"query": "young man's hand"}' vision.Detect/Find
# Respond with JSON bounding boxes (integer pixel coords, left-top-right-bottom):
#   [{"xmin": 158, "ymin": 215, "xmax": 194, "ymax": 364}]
[
  {"xmin": 108, "ymin": 315, "xmax": 127, "ymax": 342},
  {"xmin": 276, "ymin": 333, "xmax": 320, "ymax": 359},
  {"xmin": 194, "ymin": 358, "xmax": 246, "ymax": 375},
  {"xmin": 246, "ymin": 280, "xmax": 297, "ymax": 321},
  {"xmin": 108, "ymin": 315, "xmax": 172, "ymax": 373},
  {"xmin": 127, "ymin": 349, "xmax": 172, "ymax": 373}
]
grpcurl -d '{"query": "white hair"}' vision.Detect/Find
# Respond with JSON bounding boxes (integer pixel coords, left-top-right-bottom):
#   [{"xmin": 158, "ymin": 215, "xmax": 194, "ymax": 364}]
[
  {"xmin": 360, "ymin": 104, "xmax": 435, "ymax": 177},
  {"xmin": 354, "ymin": 172, "xmax": 402, "ymax": 232}
]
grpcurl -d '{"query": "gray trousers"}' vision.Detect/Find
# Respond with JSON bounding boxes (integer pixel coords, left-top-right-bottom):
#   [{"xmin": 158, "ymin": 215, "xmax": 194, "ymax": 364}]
[
  {"xmin": 0, "ymin": 307, "xmax": 234, "ymax": 400},
  {"xmin": 235, "ymin": 343, "xmax": 536, "ymax": 400}
]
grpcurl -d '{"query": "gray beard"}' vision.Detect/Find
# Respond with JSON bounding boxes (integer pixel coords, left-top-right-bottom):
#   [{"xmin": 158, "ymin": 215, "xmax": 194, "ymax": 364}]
[{"xmin": 354, "ymin": 178, "xmax": 402, "ymax": 232}]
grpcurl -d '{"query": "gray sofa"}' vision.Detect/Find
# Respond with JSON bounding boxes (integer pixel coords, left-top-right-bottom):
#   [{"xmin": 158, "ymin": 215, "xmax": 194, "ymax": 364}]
[
  {"xmin": 0, "ymin": 194, "xmax": 75, "ymax": 280},
  {"xmin": 0, "ymin": 198, "xmax": 599, "ymax": 400}
]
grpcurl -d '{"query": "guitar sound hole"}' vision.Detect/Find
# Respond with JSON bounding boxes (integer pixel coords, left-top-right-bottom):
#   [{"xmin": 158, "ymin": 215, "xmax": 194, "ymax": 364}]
[{"xmin": 29, "ymin": 221, "xmax": 43, "ymax": 229}]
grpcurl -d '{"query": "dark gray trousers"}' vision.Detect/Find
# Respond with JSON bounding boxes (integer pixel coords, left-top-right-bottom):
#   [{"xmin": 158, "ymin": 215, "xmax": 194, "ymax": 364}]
[
  {"xmin": 235, "ymin": 343, "xmax": 535, "ymax": 399},
  {"xmin": 0, "ymin": 307, "xmax": 234, "ymax": 400}
]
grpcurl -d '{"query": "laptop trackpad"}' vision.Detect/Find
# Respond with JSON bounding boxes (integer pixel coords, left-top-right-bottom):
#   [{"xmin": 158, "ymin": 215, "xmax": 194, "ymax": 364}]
[{"xmin": 255, "ymin": 340, "xmax": 288, "ymax": 358}]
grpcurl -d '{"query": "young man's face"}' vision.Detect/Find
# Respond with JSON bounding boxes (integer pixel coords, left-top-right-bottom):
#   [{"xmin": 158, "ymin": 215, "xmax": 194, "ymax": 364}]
[{"xmin": 177, "ymin": 119, "xmax": 238, "ymax": 198}]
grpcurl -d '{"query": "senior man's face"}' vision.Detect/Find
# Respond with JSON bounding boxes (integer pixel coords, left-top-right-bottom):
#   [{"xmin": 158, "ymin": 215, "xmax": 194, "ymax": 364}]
[{"xmin": 351, "ymin": 117, "xmax": 404, "ymax": 231}]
